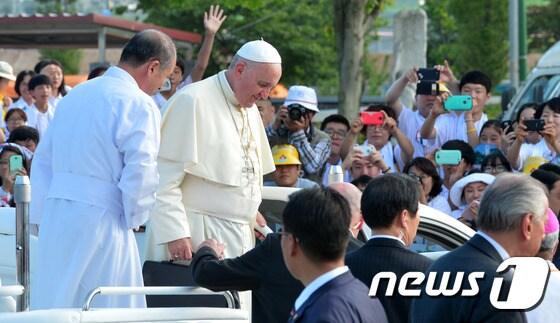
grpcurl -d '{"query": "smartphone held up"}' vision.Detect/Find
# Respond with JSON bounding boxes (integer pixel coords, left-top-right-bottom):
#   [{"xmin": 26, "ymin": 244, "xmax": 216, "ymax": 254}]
[
  {"xmin": 360, "ymin": 111, "xmax": 384, "ymax": 126},
  {"xmin": 9, "ymin": 155, "xmax": 23, "ymax": 175}
]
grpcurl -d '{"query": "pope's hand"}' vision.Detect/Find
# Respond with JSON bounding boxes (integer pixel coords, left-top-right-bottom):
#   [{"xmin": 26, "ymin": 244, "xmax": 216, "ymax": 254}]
[{"xmin": 168, "ymin": 237, "xmax": 193, "ymax": 261}]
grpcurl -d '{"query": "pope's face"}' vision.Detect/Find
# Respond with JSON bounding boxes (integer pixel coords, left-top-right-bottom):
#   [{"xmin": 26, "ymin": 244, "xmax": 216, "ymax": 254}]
[{"xmin": 234, "ymin": 61, "xmax": 282, "ymax": 107}]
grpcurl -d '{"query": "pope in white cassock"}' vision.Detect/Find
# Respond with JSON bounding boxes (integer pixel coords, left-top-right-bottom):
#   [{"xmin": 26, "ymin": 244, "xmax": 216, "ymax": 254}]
[
  {"xmin": 30, "ymin": 30, "xmax": 176, "ymax": 309},
  {"xmin": 145, "ymin": 40, "xmax": 282, "ymax": 262}
]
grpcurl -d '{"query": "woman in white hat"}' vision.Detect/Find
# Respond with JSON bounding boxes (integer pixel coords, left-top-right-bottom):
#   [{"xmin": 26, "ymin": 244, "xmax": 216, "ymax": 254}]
[{"xmin": 449, "ymin": 172, "xmax": 495, "ymax": 228}]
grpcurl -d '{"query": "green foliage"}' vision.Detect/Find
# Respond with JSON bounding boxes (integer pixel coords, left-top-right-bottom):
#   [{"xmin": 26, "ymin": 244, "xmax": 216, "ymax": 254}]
[
  {"xmin": 527, "ymin": 0, "xmax": 560, "ymax": 52},
  {"xmin": 39, "ymin": 48, "xmax": 83, "ymax": 74},
  {"xmin": 424, "ymin": 0, "xmax": 509, "ymax": 91},
  {"xmin": 138, "ymin": 0, "xmax": 338, "ymax": 95}
]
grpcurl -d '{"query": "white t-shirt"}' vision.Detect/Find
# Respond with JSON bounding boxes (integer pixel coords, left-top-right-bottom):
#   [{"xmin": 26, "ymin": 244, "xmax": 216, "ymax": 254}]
[
  {"xmin": 517, "ymin": 138, "xmax": 556, "ymax": 171},
  {"xmin": 26, "ymin": 103, "xmax": 55, "ymax": 139},
  {"xmin": 434, "ymin": 112, "xmax": 488, "ymax": 148},
  {"xmin": 428, "ymin": 194, "xmax": 452, "ymax": 215},
  {"xmin": 399, "ymin": 106, "xmax": 436, "ymax": 157},
  {"xmin": 361, "ymin": 141, "xmax": 396, "ymax": 171}
]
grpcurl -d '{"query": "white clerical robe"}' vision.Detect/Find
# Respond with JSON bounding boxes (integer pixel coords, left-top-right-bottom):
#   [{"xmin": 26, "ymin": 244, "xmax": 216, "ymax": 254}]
[
  {"xmin": 30, "ymin": 66, "xmax": 160, "ymax": 309},
  {"xmin": 144, "ymin": 70, "xmax": 275, "ymax": 261}
]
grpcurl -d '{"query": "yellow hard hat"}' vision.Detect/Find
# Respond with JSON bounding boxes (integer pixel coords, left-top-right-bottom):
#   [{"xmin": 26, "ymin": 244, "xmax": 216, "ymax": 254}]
[
  {"xmin": 522, "ymin": 156, "xmax": 546, "ymax": 174},
  {"xmin": 272, "ymin": 144, "xmax": 301, "ymax": 166}
]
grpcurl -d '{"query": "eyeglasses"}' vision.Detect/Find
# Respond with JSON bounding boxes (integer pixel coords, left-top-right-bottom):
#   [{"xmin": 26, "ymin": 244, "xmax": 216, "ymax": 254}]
[
  {"xmin": 324, "ymin": 129, "xmax": 347, "ymax": 138},
  {"xmin": 483, "ymin": 165, "xmax": 507, "ymax": 173},
  {"xmin": 407, "ymin": 172, "xmax": 429, "ymax": 183}
]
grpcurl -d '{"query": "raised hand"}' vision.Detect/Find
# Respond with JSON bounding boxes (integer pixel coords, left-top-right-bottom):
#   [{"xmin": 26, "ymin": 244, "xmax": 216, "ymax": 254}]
[{"xmin": 204, "ymin": 5, "xmax": 227, "ymax": 35}]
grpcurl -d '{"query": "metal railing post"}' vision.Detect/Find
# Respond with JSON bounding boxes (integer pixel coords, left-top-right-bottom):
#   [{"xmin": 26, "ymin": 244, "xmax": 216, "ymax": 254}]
[{"xmin": 14, "ymin": 175, "xmax": 31, "ymax": 311}]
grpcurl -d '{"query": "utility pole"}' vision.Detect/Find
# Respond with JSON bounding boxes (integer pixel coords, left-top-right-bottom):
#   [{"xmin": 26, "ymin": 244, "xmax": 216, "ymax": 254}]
[
  {"xmin": 509, "ymin": 0, "xmax": 519, "ymax": 89},
  {"xmin": 518, "ymin": 0, "xmax": 527, "ymax": 82}
]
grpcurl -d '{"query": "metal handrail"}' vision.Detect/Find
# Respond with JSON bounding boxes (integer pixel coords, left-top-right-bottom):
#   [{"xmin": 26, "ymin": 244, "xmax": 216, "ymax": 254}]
[
  {"xmin": 82, "ymin": 286, "xmax": 236, "ymax": 311},
  {"xmin": 14, "ymin": 175, "xmax": 31, "ymax": 312},
  {"xmin": 0, "ymin": 285, "xmax": 24, "ymax": 297}
]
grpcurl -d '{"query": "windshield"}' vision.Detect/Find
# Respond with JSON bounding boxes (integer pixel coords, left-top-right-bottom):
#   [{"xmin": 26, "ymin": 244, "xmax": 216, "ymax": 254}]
[{"xmin": 517, "ymin": 74, "xmax": 560, "ymax": 107}]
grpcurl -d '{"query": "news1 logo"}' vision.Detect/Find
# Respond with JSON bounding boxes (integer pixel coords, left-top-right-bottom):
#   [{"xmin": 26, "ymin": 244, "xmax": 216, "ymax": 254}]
[{"xmin": 369, "ymin": 257, "xmax": 550, "ymax": 310}]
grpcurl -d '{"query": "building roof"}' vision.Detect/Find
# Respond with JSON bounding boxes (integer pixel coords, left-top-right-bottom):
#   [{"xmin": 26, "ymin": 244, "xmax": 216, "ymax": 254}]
[{"xmin": 0, "ymin": 13, "xmax": 201, "ymax": 49}]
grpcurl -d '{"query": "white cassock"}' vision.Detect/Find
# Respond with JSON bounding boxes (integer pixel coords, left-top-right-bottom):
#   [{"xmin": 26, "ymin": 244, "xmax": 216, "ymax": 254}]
[
  {"xmin": 144, "ymin": 70, "xmax": 275, "ymax": 261},
  {"xmin": 30, "ymin": 66, "xmax": 160, "ymax": 309}
]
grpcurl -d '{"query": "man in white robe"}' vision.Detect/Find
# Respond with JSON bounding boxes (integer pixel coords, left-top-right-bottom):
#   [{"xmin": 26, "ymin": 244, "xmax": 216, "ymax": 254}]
[
  {"xmin": 30, "ymin": 29, "xmax": 176, "ymax": 309},
  {"xmin": 145, "ymin": 40, "xmax": 281, "ymax": 262}
]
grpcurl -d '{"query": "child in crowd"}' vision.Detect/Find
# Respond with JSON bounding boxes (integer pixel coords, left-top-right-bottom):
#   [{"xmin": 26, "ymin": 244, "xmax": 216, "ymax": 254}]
[
  {"xmin": 509, "ymin": 99, "xmax": 560, "ymax": 170},
  {"xmin": 340, "ymin": 104, "xmax": 414, "ymax": 172},
  {"xmin": 449, "ymin": 172, "xmax": 495, "ymax": 228},
  {"xmin": 421, "ymin": 71, "xmax": 492, "ymax": 148},
  {"xmin": 27, "ymin": 74, "xmax": 55, "ymax": 139}
]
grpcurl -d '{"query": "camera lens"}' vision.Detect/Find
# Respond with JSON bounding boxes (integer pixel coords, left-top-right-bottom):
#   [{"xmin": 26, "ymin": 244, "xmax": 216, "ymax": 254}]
[{"xmin": 288, "ymin": 104, "xmax": 305, "ymax": 121}]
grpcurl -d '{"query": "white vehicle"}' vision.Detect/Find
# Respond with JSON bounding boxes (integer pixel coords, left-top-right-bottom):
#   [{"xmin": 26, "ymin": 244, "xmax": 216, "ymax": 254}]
[
  {"xmin": 0, "ymin": 186, "xmax": 474, "ymax": 322},
  {"xmin": 503, "ymin": 40, "xmax": 560, "ymax": 121}
]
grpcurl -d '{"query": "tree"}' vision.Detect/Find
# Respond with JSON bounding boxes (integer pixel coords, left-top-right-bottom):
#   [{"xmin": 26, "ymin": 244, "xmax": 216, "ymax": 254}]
[
  {"xmin": 36, "ymin": 0, "xmax": 83, "ymax": 74},
  {"xmin": 424, "ymin": 0, "xmax": 508, "ymax": 90},
  {"xmin": 138, "ymin": 0, "xmax": 339, "ymax": 95},
  {"xmin": 527, "ymin": 0, "xmax": 560, "ymax": 52},
  {"xmin": 333, "ymin": 0, "xmax": 390, "ymax": 119},
  {"xmin": 38, "ymin": 48, "xmax": 83, "ymax": 74}
]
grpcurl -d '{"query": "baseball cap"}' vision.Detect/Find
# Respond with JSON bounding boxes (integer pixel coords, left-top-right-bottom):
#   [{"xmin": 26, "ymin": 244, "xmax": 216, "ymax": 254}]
[
  {"xmin": 272, "ymin": 144, "xmax": 301, "ymax": 166},
  {"xmin": 284, "ymin": 85, "xmax": 318, "ymax": 112},
  {"xmin": 0, "ymin": 61, "xmax": 16, "ymax": 81}
]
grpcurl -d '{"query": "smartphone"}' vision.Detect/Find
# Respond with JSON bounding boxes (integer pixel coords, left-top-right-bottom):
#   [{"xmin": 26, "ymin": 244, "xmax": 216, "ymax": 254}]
[
  {"xmin": 524, "ymin": 119, "xmax": 545, "ymax": 132},
  {"xmin": 159, "ymin": 78, "xmax": 171, "ymax": 92},
  {"xmin": 355, "ymin": 144, "xmax": 376, "ymax": 156},
  {"xmin": 417, "ymin": 68, "xmax": 440, "ymax": 82},
  {"xmin": 444, "ymin": 95, "xmax": 473, "ymax": 111},
  {"xmin": 9, "ymin": 155, "xmax": 23, "ymax": 174},
  {"xmin": 435, "ymin": 150, "xmax": 462, "ymax": 166},
  {"xmin": 416, "ymin": 81, "xmax": 439, "ymax": 96},
  {"xmin": 500, "ymin": 120, "xmax": 515, "ymax": 134},
  {"xmin": 360, "ymin": 111, "xmax": 384, "ymax": 126}
]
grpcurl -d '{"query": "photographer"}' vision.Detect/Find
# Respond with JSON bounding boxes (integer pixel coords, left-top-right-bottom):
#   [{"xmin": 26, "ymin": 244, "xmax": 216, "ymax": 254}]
[{"xmin": 266, "ymin": 85, "xmax": 331, "ymax": 182}]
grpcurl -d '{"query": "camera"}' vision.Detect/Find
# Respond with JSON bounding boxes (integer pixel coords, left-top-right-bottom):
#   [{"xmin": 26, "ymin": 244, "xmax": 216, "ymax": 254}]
[{"xmin": 287, "ymin": 104, "xmax": 307, "ymax": 121}]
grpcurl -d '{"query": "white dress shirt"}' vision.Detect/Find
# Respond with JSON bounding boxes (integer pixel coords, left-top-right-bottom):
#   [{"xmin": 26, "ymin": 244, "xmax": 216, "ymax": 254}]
[{"xmin": 294, "ymin": 266, "xmax": 349, "ymax": 311}]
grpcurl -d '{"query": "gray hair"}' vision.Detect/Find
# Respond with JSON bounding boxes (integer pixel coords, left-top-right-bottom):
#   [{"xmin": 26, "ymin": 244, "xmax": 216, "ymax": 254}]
[
  {"xmin": 478, "ymin": 173, "xmax": 548, "ymax": 232},
  {"xmin": 119, "ymin": 29, "xmax": 176, "ymax": 70}
]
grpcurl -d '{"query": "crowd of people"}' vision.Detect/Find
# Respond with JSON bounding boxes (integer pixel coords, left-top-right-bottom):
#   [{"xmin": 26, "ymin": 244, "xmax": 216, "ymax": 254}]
[{"xmin": 0, "ymin": 5, "xmax": 556, "ymax": 323}]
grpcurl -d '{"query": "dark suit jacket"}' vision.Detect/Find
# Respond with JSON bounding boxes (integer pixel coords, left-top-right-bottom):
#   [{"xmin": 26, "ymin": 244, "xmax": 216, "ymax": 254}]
[
  {"xmin": 191, "ymin": 233, "xmax": 363, "ymax": 323},
  {"xmin": 410, "ymin": 234, "xmax": 527, "ymax": 323},
  {"xmin": 346, "ymin": 237, "xmax": 433, "ymax": 323},
  {"xmin": 288, "ymin": 271, "xmax": 388, "ymax": 323}
]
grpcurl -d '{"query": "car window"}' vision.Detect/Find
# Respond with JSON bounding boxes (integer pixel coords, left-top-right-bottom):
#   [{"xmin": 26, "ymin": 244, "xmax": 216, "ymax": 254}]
[{"xmin": 518, "ymin": 74, "xmax": 560, "ymax": 107}]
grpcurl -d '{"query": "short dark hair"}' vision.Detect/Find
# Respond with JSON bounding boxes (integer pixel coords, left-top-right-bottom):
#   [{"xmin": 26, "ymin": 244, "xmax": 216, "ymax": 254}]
[
  {"xmin": 14, "ymin": 70, "xmax": 35, "ymax": 97},
  {"xmin": 536, "ymin": 97, "xmax": 560, "ymax": 118},
  {"xmin": 361, "ymin": 173, "xmax": 421, "ymax": 229},
  {"xmin": 351, "ymin": 175, "xmax": 373, "ymax": 190},
  {"xmin": 28, "ymin": 74, "xmax": 52, "ymax": 91},
  {"xmin": 403, "ymin": 157, "xmax": 443, "ymax": 198},
  {"xmin": 516, "ymin": 102, "xmax": 539, "ymax": 122},
  {"xmin": 8, "ymin": 126, "xmax": 39, "ymax": 145},
  {"xmin": 531, "ymin": 169, "xmax": 560, "ymax": 191},
  {"xmin": 34, "ymin": 59, "xmax": 68, "ymax": 96},
  {"xmin": 441, "ymin": 140, "xmax": 476, "ymax": 166},
  {"xmin": 87, "ymin": 64, "xmax": 110, "ymax": 80},
  {"xmin": 539, "ymin": 163, "xmax": 560, "ymax": 176},
  {"xmin": 481, "ymin": 151, "xmax": 512, "ymax": 172},
  {"xmin": 459, "ymin": 70, "xmax": 492, "ymax": 93},
  {"xmin": 282, "ymin": 188, "xmax": 351, "ymax": 262},
  {"xmin": 4, "ymin": 108, "xmax": 27, "ymax": 123},
  {"xmin": 321, "ymin": 114, "xmax": 350, "ymax": 131},
  {"xmin": 119, "ymin": 29, "xmax": 176, "ymax": 70},
  {"xmin": 479, "ymin": 120, "xmax": 503, "ymax": 137},
  {"xmin": 176, "ymin": 56, "xmax": 186, "ymax": 75}
]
